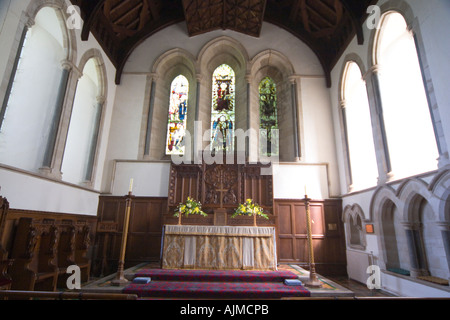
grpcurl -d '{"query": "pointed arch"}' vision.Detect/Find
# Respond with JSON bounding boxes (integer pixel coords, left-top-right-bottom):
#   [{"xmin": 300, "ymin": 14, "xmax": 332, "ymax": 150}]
[
  {"xmin": 143, "ymin": 48, "xmax": 196, "ymax": 160},
  {"xmin": 249, "ymin": 50, "xmax": 298, "ymax": 162}
]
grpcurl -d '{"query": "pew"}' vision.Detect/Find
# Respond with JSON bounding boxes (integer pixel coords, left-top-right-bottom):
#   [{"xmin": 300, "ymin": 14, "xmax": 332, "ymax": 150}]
[
  {"xmin": 0, "ymin": 259, "xmax": 13, "ymax": 290},
  {"xmin": 0, "ymin": 196, "xmax": 12, "ymax": 290},
  {"xmin": 56, "ymin": 220, "xmax": 76, "ymax": 288},
  {"xmin": 74, "ymin": 222, "xmax": 91, "ymax": 283},
  {"xmin": 9, "ymin": 218, "xmax": 59, "ymax": 291},
  {"xmin": 3, "ymin": 208, "xmax": 96, "ymax": 291}
]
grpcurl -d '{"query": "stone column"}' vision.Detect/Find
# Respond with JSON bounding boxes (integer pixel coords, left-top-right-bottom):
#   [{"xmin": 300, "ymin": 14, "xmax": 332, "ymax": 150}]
[
  {"xmin": 364, "ymin": 65, "xmax": 393, "ymax": 184},
  {"xmin": 246, "ymin": 74, "xmax": 251, "ymax": 160},
  {"xmin": 436, "ymin": 222, "xmax": 450, "ymax": 281},
  {"xmin": 0, "ymin": 19, "xmax": 32, "ymax": 130},
  {"xmin": 193, "ymin": 74, "xmax": 203, "ymax": 164},
  {"xmin": 402, "ymin": 222, "xmax": 429, "ymax": 278},
  {"xmin": 83, "ymin": 95, "xmax": 105, "ymax": 184},
  {"xmin": 144, "ymin": 73, "xmax": 158, "ymax": 157},
  {"xmin": 289, "ymin": 76, "xmax": 301, "ymax": 162},
  {"xmin": 339, "ymin": 99, "xmax": 354, "ymax": 192},
  {"xmin": 40, "ymin": 60, "xmax": 82, "ymax": 179}
]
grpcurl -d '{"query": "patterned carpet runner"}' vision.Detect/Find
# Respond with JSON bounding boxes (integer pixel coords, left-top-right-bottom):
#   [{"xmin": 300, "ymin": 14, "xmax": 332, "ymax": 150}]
[{"xmin": 123, "ymin": 269, "xmax": 310, "ymax": 299}]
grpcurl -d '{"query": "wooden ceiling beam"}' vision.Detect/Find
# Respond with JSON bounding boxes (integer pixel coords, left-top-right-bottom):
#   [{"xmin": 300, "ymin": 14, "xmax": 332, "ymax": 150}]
[
  {"xmin": 80, "ymin": 0, "xmax": 107, "ymax": 41},
  {"xmin": 340, "ymin": 0, "xmax": 364, "ymax": 44}
]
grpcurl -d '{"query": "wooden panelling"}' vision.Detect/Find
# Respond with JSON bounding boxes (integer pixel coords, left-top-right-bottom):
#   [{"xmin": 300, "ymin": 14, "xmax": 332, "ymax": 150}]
[
  {"xmin": 274, "ymin": 198, "xmax": 347, "ymax": 276},
  {"xmin": 93, "ymin": 196, "xmax": 167, "ymax": 276}
]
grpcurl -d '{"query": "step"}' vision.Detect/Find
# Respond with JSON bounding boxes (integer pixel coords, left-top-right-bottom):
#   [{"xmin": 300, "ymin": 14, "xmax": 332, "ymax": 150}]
[
  {"xmin": 123, "ymin": 280, "xmax": 310, "ymax": 299},
  {"xmin": 132, "ymin": 269, "xmax": 299, "ymax": 283}
]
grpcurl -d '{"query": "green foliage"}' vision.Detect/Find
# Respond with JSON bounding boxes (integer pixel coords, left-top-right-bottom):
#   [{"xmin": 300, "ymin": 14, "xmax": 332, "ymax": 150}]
[
  {"xmin": 174, "ymin": 197, "xmax": 208, "ymax": 217},
  {"xmin": 232, "ymin": 199, "xmax": 268, "ymax": 219}
]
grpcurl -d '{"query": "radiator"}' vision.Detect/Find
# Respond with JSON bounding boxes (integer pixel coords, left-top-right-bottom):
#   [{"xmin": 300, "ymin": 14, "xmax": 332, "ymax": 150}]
[{"xmin": 346, "ymin": 250, "xmax": 376, "ymax": 284}]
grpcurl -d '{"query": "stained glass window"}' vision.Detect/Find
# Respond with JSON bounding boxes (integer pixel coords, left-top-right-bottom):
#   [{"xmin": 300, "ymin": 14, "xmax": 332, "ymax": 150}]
[
  {"xmin": 259, "ymin": 77, "xmax": 279, "ymax": 156},
  {"xmin": 166, "ymin": 75, "xmax": 189, "ymax": 155},
  {"xmin": 211, "ymin": 64, "xmax": 235, "ymax": 153}
]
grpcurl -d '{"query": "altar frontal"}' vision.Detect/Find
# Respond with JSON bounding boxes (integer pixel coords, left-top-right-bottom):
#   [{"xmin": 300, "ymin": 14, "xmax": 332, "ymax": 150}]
[{"xmin": 161, "ymin": 225, "xmax": 277, "ymax": 271}]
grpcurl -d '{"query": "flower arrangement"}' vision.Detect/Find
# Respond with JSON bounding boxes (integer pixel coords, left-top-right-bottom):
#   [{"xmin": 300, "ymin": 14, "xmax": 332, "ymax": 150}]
[
  {"xmin": 174, "ymin": 197, "xmax": 207, "ymax": 224},
  {"xmin": 232, "ymin": 199, "xmax": 268, "ymax": 225}
]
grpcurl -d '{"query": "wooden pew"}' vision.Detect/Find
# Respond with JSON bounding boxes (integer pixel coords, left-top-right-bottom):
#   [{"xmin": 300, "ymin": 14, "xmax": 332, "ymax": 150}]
[
  {"xmin": 56, "ymin": 220, "xmax": 76, "ymax": 288},
  {"xmin": 74, "ymin": 221, "xmax": 91, "ymax": 283},
  {"xmin": 0, "ymin": 196, "xmax": 13, "ymax": 290},
  {"xmin": 9, "ymin": 218, "xmax": 59, "ymax": 291}
]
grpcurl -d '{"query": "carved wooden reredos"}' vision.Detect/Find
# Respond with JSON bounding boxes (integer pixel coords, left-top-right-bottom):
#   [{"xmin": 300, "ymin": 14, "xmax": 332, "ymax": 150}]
[{"xmin": 166, "ymin": 159, "xmax": 275, "ymax": 226}]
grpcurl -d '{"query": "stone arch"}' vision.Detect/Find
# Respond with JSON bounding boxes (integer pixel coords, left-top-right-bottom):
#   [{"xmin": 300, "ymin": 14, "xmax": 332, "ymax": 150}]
[
  {"xmin": 197, "ymin": 36, "xmax": 249, "ymax": 74},
  {"xmin": 77, "ymin": 49, "xmax": 108, "ymax": 99},
  {"xmin": 369, "ymin": 0, "xmax": 416, "ymax": 67},
  {"xmin": 343, "ymin": 204, "xmax": 367, "ymax": 250},
  {"xmin": 197, "ymin": 37, "xmax": 249, "ymax": 151},
  {"xmin": 430, "ymin": 169, "xmax": 450, "ymax": 223},
  {"xmin": 143, "ymin": 48, "xmax": 197, "ymax": 160},
  {"xmin": 24, "ymin": 0, "xmax": 77, "ymax": 63},
  {"xmin": 397, "ymin": 178, "xmax": 437, "ymax": 223},
  {"xmin": 249, "ymin": 50, "xmax": 297, "ymax": 162},
  {"xmin": 370, "ymin": 186, "xmax": 406, "ymax": 271}
]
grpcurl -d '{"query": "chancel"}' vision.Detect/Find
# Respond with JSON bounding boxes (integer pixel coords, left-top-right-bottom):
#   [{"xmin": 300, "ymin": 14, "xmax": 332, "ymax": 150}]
[{"xmin": 0, "ymin": 0, "xmax": 449, "ymax": 301}]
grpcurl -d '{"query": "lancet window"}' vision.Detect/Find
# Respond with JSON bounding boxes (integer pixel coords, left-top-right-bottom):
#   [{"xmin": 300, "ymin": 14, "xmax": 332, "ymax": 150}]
[
  {"xmin": 259, "ymin": 77, "xmax": 279, "ymax": 156},
  {"xmin": 210, "ymin": 64, "xmax": 235, "ymax": 153},
  {"xmin": 166, "ymin": 75, "xmax": 189, "ymax": 155}
]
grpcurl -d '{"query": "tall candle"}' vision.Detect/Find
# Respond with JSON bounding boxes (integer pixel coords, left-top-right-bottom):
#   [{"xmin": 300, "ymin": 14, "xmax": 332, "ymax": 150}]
[
  {"xmin": 129, "ymin": 179, "xmax": 134, "ymax": 193},
  {"xmin": 304, "ymin": 185, "xmax": 307, "ymax": 196}
]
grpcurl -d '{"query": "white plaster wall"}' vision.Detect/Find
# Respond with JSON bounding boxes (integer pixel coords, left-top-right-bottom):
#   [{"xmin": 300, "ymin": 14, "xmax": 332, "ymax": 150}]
[
  {"xmin": 111, "ymin": 161, "xmax": 171, "ymax": 197},
  {"xmin": 0, "ymin": 167, "xmax": 99, "ymax": 215}
]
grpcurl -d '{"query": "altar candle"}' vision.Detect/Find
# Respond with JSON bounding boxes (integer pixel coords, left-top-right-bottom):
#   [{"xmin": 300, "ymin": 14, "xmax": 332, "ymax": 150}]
[
  {"xmin": 129, "ymin": 179, "xmax": 134, "ymax": 193},
  {"xmin": 304, "ymin": 185, "xmax": 307, "ymax": 196}
]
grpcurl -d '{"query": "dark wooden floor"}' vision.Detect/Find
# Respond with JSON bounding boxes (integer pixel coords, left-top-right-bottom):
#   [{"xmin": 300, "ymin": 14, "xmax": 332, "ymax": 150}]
[{"xmin": 326, "ymin": 275, "xmax": 396, "ymax": 297}]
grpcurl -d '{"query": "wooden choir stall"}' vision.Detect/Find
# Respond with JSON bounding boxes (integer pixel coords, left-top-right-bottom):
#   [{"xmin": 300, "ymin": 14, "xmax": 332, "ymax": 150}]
[{"xmin": 161, "ymin": 160, "xmax": 277, "ymax": 271}]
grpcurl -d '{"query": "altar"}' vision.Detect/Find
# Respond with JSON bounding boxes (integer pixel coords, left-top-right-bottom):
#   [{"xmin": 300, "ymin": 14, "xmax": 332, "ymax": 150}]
[{"xmin": 161, "ymin": 225, "xmax": 277, "ymax": 271}]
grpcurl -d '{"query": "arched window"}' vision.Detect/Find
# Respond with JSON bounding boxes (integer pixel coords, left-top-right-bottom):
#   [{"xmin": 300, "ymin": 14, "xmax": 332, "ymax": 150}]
[
  {"xmin": 165, "ymin": 75, "xmax": 189, "ymax": 155},
  {"xmin": 61, "ymin": 58, "xmax": 103, "ymax": 185},
  {"xmin": 0, "ymin": 7, "xmax": 68, "ymax": 172},
  {"xmin": 376, "ymin": 12, "xmax": 438, "ymax": 180},
  {"xmin": 342, "ymin": 62, "xmax": 378, "ymax": 190},
  {"xmin": 259, "ymin": 77, "xmax": 279, "ymax": 157},
  {"xmin": 211, "ymin": 64, "xmax": 235, "ymax": 153}
]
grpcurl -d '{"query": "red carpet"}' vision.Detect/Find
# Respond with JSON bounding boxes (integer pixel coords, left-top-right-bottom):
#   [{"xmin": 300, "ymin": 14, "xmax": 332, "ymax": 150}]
[{"xmin": 123, "ymin": 269, "xmax": 310, "ymax": 299}]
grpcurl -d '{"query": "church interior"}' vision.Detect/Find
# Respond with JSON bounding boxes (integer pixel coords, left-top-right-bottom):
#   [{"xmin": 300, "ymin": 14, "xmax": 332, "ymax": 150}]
[{"xmin": 0, "ymin": 0, "xmax": 449, "ymax": 301}]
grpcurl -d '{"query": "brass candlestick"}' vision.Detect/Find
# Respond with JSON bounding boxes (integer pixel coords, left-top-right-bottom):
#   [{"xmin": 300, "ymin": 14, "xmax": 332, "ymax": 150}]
[
  {"xmin": 112, "ymin": 192, "xmax": 133, "ymax": 286},
  {"xmin": 304, "ymin": 194, "xmax": 322, "ymax": 288}
]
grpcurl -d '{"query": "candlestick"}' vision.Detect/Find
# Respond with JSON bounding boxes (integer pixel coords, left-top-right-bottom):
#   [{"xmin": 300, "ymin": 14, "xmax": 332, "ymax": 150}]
[
  {"xmin": 129, "ymin": 178, "xmax": 134, "ymax": 193},
  {"xmin": 303, "ymin": 194, "xmax": 322, "ymax": 288},
  {"xmin": 112, "ymin": 193, "xmax": 133, "ymax": 286}
]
